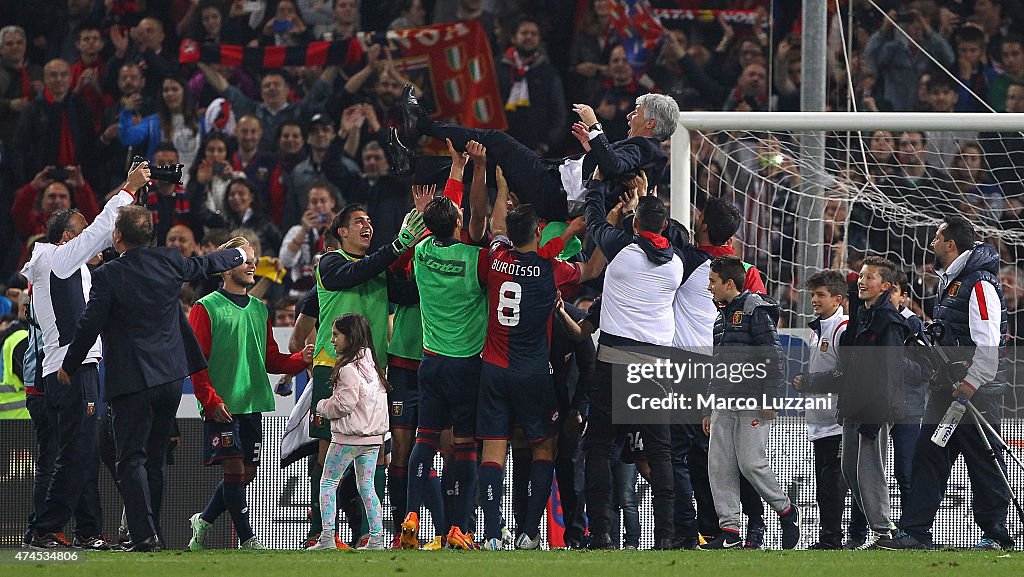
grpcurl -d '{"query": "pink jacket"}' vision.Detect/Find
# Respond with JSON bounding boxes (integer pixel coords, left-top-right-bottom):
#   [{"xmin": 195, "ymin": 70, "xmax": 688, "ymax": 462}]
[{"xmin": 315, "ymin": 349, "xmax": 389, "ymax": 445}]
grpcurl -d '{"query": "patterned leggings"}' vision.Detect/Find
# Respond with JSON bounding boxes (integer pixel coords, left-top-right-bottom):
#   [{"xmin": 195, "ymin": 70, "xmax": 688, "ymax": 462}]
[{"xmin": 320, "ymin": 443, "xmax": 382, "ymax": 538}]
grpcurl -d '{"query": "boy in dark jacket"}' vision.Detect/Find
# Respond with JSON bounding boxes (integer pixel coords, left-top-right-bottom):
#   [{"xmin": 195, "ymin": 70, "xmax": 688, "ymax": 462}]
[
  {"xmin": 698, "ymin": 256, "xmax": 800, "ymax": 550},
  {"xmin": 797, "ymin": 256, "xmax": 909, "ymax": 549}
]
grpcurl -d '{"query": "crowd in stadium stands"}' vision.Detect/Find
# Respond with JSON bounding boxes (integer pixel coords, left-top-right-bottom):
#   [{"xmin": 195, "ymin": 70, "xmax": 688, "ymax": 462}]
[{"xmin": 0, "ymin": 0, "xmax": 1022, "ymax": 554}]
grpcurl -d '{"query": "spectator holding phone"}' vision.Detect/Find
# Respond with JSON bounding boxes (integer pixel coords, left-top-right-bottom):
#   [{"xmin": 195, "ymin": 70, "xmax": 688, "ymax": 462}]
[
  {"xmin": 260, "ymin": 0, "xmax": 314, "ymax": 47},
  {"xmin": 189, "ymin": 131, "xmax": 237, "ymax": 232},
  {"xmin": 11, "ymin": 166, "xmax": 99, "ymax": 244},
  {"xmin": 279, "ymin": 181, "xmax": 340, "ymax": 295}
]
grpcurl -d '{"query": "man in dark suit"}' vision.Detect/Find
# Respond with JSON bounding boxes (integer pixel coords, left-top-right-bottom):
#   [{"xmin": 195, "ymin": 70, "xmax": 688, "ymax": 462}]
[
  {"xmin": 390, "ymin": 86, "xmax": 679, "ymax": 221},
  {"xmin": 59, "ymin": 206, "xmax": 252, "ymax": 552}
]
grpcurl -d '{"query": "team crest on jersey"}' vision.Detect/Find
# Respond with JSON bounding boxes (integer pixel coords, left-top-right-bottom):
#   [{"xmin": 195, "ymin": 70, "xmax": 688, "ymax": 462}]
[
  {"xmin": 86, "ymin": 402, "xmax": 95, "ymax": 416},
  {"xmin": 220, "ymin": 432, "xmax": 234, "ymax": 448},
  {"xmin": 391, "ymin": 401, "xmax": 404, "ymax": 417},
  {"xmin": 311, "ymin": 414, "xmax": 325, "ymax": 428},
  {"xmin": 948, "ymin": 281, "xmax": 962, "ymax": 297},
  {"xmin": 732, "ymin": 311, "xmax": 742, "ymax": 325},
  {"xmin": 820, "ymin": 340, "xmax": 829, "ymax": 353},
  {"xmin": 750, "ymin": 419, "xmax": 760, "ymax": 428}
]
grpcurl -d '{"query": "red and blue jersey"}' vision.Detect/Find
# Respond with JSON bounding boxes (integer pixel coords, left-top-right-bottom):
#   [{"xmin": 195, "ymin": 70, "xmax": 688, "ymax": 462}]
[{"xmin": 482, "ymin": 237, "xmax": 581, "ymax": 373}]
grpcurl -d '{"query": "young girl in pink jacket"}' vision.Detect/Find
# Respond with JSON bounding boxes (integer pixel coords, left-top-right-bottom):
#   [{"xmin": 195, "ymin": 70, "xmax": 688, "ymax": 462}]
[{"xmin": 307, "ymin": 313, "xmax": 390, "ymax": 550}]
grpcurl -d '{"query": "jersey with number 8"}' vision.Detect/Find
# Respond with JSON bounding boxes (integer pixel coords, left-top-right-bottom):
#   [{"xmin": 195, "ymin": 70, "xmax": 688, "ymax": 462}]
[{"xmin": 482, "ymin": 236, "xmax": 581, "ymax": 372}]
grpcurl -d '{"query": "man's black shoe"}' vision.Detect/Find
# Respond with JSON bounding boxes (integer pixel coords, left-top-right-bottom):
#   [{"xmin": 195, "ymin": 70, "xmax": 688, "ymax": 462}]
[
  {"xmin": 384, "ymin": 127, "xmax": 415, "ymax": 178},
  {"xmin": 698, "ymin": 529, "xmax": 742, "ymax": 550},
  {"xmin": 652, "ymin": 538, "xmax": 675, "ymax": 550},
  {"xmin": 116, "ymin": 535, "xmax": 161, "ymax": 553},
  {"xmin": 872, "ymin": 531, "xmax": 927, "ymax": 550},
  {"xmin": 400, "ymin": 84, "xmax": 427, "ymax": 141},
  {"xmin": 29, "ymin": 532, "xmax": 64, "ymax": 550},
  {"xmin": 672, "ymin": 537, "xmax": 699, "ymax": 550},
  {"xmin": 808, "ymin": 541, "xmax": 842, "ymax": 550},
  {"xmin": 586, "ymin": 534, "xmax": 614, "ymax": 550},
  {"xmin": 73, "ymin": 534, "xmax": 111, "ymax": 550}
]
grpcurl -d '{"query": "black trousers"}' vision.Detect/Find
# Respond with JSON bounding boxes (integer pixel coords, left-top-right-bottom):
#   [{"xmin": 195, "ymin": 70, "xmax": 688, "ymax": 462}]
[
  {"xmin": 109, "ymin": 380, "xmax": 183, "ymax": 544},
  {"xmin": 426, "ymin": 121, "xmax": 569, "ymax": 221},
  {"xmin": 555, "ymin": 410, "xmax": 587, "ymax": 545},
  {"xmin": 584, "ymin": 359, "xmax": 675, "ymax": 542},
  {"xmin": 670, "ymin": 424, "xmax": 699, "ymax": 541},
  {"xmin": 26, "ymin": 394, "xmax": 99, "ymax": 536},
  {"xmin": 813, "ymin": 435, "xmax": 847, "ymax": 546},
  {"xmin": 900, "ymin": 393, "xmax": 1012, "ymax": 547},
  {"xmin": 34, "ymin": 368, "xmax": 102, "ymax": 536}
]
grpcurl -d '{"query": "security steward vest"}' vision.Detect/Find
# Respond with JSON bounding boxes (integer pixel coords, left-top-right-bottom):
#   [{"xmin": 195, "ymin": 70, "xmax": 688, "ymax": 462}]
[{"xmin": 0, "ymin": 329, "xmax": 30, "ymax": 419}]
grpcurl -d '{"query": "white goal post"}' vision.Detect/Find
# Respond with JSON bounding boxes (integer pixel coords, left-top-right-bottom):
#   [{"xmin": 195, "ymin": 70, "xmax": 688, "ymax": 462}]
[
  {"xmin": 670, "ymin": 112, "xmax": 1024, "ymax": 230},
  {"xmin": 669, "ymin": 111, "xmax": 1024, "ymax": 324}
]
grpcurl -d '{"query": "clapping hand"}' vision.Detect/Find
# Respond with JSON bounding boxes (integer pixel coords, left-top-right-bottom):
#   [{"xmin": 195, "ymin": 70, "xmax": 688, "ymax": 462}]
[{"xmin": 302, "ymin": 344, "xmax": 315, "ymax": 364}]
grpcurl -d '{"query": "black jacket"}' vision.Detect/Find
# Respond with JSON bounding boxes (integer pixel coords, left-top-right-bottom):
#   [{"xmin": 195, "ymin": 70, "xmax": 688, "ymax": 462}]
[
  {"xmin": 804, "ymin": 292, "xmax": 909, "ymax": 423},
  {"xmin": 709, "ymin": 291, "xmax": 785, "ymax": 404},
  {"xmin": 62, "ymin": 246, "xmax": 244, "ymax": 400},
  {"xmin": 13, "ymin": 92, "xmax": 97, "ymax": 188}
]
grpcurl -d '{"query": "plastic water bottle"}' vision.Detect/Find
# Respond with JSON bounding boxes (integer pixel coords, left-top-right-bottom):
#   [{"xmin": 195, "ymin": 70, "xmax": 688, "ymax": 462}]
[{"xmin": 930, "ymin": 397, "xmax": 967, "ymax": 447}]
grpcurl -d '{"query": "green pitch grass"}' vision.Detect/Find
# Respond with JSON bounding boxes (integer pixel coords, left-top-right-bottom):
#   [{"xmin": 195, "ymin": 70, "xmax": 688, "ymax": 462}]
[{"xmin": 10, "ymin": 549, "xmax": 1024, "ymax": 577}]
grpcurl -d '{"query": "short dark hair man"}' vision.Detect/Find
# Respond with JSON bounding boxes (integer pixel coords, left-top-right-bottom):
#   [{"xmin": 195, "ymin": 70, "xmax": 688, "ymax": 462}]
[
  {"xmin": 58, "ymin": 205, "xmax": 254, "ymax": 552},
  {"xmin": 877, "ymin": 216, "xmax": 1012, "ymax": 550},
  {"xmin": 22, "ymin": 162, "xmax": 151, "ymax": 550}
]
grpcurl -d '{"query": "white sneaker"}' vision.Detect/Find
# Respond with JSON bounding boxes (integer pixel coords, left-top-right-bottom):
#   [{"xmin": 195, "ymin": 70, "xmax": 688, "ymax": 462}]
[
  {"xmin": 515, "ymin": 533, "xmax": 541, "ymax": 550},
  {"xmin": 500, "ymin": 524, "xmax": 514, "ymax": 548},
  {"xmin": 855, "ymin": 531, "xmax": 890, "ymax": 550},
  {"xmin": 481, "ymin": 538, "xmax": 503, "ymax": 550},
  {"xmin": 306, "ymin": 532, "xmax": 337, "ymax": 550},
  {"xmin": 240, "ymin": 536, "xmax": 268, "ymax": 550},
  {"xmin": 358, "ymin": 533, "xmax": 386, "ymax": 550}
]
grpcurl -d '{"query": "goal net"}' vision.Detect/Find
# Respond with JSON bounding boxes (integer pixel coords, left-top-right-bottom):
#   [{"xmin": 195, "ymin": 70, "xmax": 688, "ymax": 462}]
[{"xmin": 669, "ymin": 112, "xmax": 1024, "ymax": 415}]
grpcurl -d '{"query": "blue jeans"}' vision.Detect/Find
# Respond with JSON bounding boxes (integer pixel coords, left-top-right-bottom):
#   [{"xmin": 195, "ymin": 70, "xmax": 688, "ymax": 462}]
[{"xmin": 612, "ymin": 442, "xmax": 640, "ymax": 548}]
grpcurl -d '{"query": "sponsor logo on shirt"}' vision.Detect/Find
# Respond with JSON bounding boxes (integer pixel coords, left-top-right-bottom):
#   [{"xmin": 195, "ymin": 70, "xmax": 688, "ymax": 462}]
[{"xmin": 416, "ymin": 252, "xmax": 467, "ymax": 276}]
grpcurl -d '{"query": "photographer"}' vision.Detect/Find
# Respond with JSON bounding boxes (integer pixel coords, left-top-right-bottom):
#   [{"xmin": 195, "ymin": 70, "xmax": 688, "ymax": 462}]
[
  {"xmin": 877, "ymin": 217, "xmax": 1012, "ymax": 551},
  {"xmin": 141, "ymin": 144, "xmax": 197, "ymax": 247},
  {"xmin": 11, "ymin": 166, "xmax": 99, "ymax": 243},
  {"xmin": 21, "ymin": 161, "xmax": 151, "ymax": 550}
]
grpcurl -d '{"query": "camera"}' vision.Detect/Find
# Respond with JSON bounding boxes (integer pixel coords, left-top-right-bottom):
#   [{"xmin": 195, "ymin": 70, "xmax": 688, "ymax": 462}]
[
  {"xmin": 47, "ymin": 167, "xmax": 70, "ymax": 181},
  {"xmin": 133, "ymin": 155, "xmax": 183, "ymax": 184}
]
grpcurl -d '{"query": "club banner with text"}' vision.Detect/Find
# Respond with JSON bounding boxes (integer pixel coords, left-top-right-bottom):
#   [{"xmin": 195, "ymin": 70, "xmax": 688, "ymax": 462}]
[{"xmin": 359, "ymin": 20, "xmax": 508, "ymax": 152}]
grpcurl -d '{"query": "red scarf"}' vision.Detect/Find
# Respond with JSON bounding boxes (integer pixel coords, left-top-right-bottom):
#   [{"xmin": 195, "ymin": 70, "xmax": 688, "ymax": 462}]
[
  {"xmin": 44, "ymin": 89, "xmax": 77, "ymax": 167},
  {"xmin": 698, "ymin": 244, "xmax": 734, "ymax": 258},
  {"xmin": 504, "ymin": 47, "xmax": 540, "ymax": 82},
  {"xmin": 637, "ymin": 230, "xmax": 669, "ymax": 249},
  {"xmin": 16, "ymin": 66, "xmax": 32, "ymax": 98}
]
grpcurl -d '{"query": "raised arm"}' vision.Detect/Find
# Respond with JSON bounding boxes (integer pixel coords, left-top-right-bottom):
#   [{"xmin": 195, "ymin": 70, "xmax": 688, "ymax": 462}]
[
  {"xmin": 584, "ymin": 177, "xmax": 631, "ymax": 259},
  {"xmin": 51, "ymin": 163, "xmax": 150, "ymax": 278},
  {"xmin": 465, "ymin": 140, "xmax": 489, "ymax": 243},
  {"xmin": 178, "ymin": 246, "xmax": 249, "ymax": 282},
  {"xmin": 491, "ymin": 166, "xmax": 510, "ymax": 239}
]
